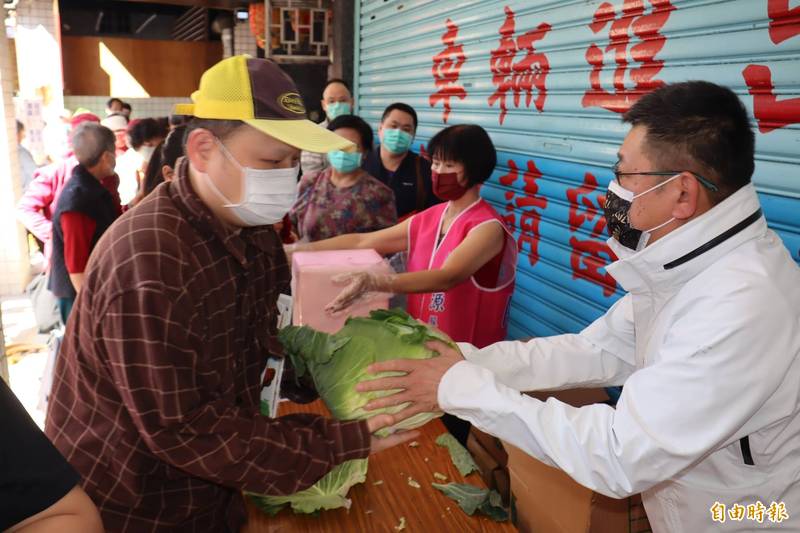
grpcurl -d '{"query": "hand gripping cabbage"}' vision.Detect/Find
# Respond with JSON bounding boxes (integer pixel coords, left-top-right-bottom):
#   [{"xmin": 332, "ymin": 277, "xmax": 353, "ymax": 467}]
[{"xmin": 279, "ymin": 308, "xmax": 452, "ymax": 436}]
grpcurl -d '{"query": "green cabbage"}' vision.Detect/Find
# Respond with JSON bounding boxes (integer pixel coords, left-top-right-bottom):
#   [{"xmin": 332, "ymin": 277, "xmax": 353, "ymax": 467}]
[
  {"xmin": 279, "ymin": 308, "xmax": 450, "ymax": 436},
  {"xmin": 249, "ymin": 309, "xmax": 450, "ymax": 516}
]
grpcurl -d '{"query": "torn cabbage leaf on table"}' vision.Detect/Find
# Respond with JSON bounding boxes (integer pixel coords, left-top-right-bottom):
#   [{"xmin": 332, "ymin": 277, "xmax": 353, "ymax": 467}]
[
  {"xmin": 279, "ymin": 308, "xmax": 451, "ymax": 436},
  {"xmin": 435, "ymin": 433, "xmax": 479, "ymax": 477},
  {"xmin": 247, "ymin": 399, "xmax": 369, "ymax": 516},
  {"xmin": 432, "ymin": 482, "xmax": 509, "ymax": 522},
  {"xmin": 249, "ymin": 309, "xmax": 451, "ymax": 516},
  {"xmin": 248, "ymin": 459, "xmax": 368, "ymax": 516}
]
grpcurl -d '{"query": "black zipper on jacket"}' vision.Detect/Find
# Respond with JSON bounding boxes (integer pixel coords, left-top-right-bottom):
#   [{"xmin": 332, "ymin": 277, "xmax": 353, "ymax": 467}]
[
  {"xmin": 663, "ymin": 209, "xmax": 763, "ymax": 270},
  {"xmin": 740, "ymin": 436, "xmax": 755, "ymax": 466}
]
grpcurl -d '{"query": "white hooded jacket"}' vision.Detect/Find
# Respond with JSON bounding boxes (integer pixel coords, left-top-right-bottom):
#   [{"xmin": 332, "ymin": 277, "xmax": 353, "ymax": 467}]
[{"xmin": 439, "ymin": 184, "xmax": 800, "ymax": 532}]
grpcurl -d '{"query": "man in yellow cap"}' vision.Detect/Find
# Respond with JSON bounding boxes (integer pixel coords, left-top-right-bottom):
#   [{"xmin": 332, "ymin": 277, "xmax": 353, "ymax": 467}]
[{"xmin": 44, "ymin": 55, "xmax": 416, "ymax": 532}]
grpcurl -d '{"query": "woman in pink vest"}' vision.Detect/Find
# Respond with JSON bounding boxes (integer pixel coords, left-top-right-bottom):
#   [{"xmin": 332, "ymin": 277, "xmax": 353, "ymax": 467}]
[{"xmin": 287, "ymin": 124, "xmax": 517, "ymax": 443}]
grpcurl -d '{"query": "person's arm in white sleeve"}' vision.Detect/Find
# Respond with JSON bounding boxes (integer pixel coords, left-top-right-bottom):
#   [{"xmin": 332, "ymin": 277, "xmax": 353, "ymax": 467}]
[
  {"xmin": 457, "ymin": 294, "xmax": 638, "ymax": 392},
  {"xmin": 439, "ymin": 279, "xmax": 794, "ymax": 498}
]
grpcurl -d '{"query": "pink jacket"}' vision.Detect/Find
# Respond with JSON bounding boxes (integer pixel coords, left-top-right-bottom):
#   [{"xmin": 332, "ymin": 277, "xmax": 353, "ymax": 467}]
[{"xmin": 16, "ymin": 153, "xmax": 121, "ymax": 267}]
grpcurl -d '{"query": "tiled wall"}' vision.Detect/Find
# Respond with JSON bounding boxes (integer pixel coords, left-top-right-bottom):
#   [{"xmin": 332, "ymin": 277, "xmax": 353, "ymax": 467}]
[
  {"xmin": 15, "ymin": 0, "xmax": 56, "ymax": 37},
  {"xmin": 63, "ymin": 96, "xmax": 191, "ymax": 119},
  {"xmin": 15, "ymin": 0, "xmax": 62, "ymax": 108},
  {"xmin": 233, "ymin": 20, "xmax": 258, "ymax": 57},
  {"xmin": 0, "ymin": 18, "xmax": 31, "ymax": 296}
]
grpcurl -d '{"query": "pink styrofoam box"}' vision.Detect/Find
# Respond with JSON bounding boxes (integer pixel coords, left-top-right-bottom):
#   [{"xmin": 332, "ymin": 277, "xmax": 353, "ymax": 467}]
[{"xmin": 292, "ymin": 249, "xmax": 392, "ymax": 333}]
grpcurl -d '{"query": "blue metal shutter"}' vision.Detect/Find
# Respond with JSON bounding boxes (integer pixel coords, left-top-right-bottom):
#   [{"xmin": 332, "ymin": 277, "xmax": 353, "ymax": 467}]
[{"xmin": 355, "ymin": 0, "xmax": 800, "ymax": 339}]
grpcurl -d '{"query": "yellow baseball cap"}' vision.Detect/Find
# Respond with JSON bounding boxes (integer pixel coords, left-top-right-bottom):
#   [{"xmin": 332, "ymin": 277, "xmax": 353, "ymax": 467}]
[{"xmin": 175, "ymin": 55, "xmax": 354, "ymax": 153}]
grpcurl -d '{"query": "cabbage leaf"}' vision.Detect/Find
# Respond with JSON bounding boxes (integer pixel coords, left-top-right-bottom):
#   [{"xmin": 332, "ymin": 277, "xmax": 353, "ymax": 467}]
[
  {"xmin": 435, "ymin": 432, "xmax": 479, "ymax": 477},
  {"xmin": 432, "ymin": 482, "xmax": 509, "ymax": 522},
  {"xmin": 248, "ymin": 459, "xmax": 368, "ymax": 516}
]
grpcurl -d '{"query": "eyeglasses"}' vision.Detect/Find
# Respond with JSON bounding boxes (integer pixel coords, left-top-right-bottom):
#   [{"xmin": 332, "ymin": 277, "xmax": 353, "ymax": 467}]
[{"xmin": 612, "ymin": 165, "xmax": 719, "ymax": 192}]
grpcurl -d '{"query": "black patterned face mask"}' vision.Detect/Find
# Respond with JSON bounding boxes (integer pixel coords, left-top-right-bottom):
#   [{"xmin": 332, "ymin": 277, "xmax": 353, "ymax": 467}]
[
  {"xmin": 603, "ymin": 175, "xmax": 680, "ymax": 251},
  {"xmin": 604, "ymin": 181, "xmax": 644, "ymax": 250}
]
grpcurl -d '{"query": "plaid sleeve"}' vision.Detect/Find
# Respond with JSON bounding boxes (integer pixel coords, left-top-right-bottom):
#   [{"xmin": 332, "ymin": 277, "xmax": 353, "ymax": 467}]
[{"xmin": 100, "ymin": 284, "xmax": 371, "ymax": 495}]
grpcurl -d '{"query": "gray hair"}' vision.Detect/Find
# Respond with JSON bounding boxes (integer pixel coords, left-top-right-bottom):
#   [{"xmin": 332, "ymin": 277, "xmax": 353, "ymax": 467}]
[{"xmin": 72, "ymin": 122, "xmax": 116, "ymax": 167}]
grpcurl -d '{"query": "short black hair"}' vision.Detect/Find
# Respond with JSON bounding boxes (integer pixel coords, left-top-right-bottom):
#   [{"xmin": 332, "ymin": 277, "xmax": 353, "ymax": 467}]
[
  {"xmin": 127, "ymin": 118, "xmax": 164, "ymax": 150},
  {"xmin": 106, "ymin": 97, "xmax": 123, "ymax": 109},
  {"xmin": 623, "ymin": 81, "xmax": 754, "ymax": 201},
  {"xmin": 428, "ymin": 124, "xmax": 497, "ymax": 187},
  {"xmin": 162, "ymin": 125, "xmax": 186, "ymax": 169},
  {"xmin": 184, "ymin": 118, "xmax": 246, "ymax": 142},
  {"xmin": 328, "ymin": 114, "xmax": 374, "ymax": 153},
  {"xmin": 121, "ymin": 102, "xmax": 132, "ymax": 112},
  {"xmin": 16, "ymin": 120, "xmax": 24, "ymax": 134},
  {"xmin": 140, "ymin": 125, "xmax": 188, "ymax": 198},
  {"xmin": 324, "ymin": 78, "xmax": 350, "ymax": 92},
  {"xmin": 141, "ymin": 140, "xmax": 166, "ymax": 197},
  {"xmin": 169, "ymin": 114, "xmax": 191, "ymax": 127},
  {"xmin": 381, "ymin": 103, "xmax": 418, "ymax": 131}
]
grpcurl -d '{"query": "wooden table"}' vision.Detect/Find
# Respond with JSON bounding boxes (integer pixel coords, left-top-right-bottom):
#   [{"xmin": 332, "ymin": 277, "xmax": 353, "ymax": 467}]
[{"xmin": 242, "ymin": 400, "xmax": 516, "ymax": 533}]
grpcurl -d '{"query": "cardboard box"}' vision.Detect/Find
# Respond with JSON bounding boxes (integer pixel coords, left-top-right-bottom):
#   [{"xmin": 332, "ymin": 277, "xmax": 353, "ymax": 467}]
[
  {"xmin": 505, "ymin": 388, "xmax": 644, "ymax": 533},
  {"xmin": 467, "ymin": 429, "xmax": 510, "ymax": 505},
  {"xmin": 506, "ymin": 443, "xmax": 628, "ymax": 533},
  {"xmin": 291, "ymin": 249, "xmax": 391, "ymax": 333}
]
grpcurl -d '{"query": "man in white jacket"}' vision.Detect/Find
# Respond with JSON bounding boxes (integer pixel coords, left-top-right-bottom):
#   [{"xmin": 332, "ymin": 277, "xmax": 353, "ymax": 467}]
[{"xmin": 358, "ymin": 81, "xmax": 800, "ymax": 532}]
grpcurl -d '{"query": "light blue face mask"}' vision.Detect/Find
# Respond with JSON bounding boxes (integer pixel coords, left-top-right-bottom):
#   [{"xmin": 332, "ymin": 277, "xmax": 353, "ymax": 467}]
[
  {"xmin": 326, "ymin": 102, "xmax": 352, "ymax": 121},
  {"xmin": 328, "ymin": 150, "xmax": 363, "ymax": 173},
  {"xmin": 381, "ymin": 128, "xmax": 413, "ymax": 154}
]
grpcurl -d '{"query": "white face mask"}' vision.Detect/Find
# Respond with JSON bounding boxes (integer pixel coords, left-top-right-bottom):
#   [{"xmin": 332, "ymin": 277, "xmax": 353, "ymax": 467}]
[{"xmin": 203, "ymin": 139, "xmax": 298, "ymax": 227}]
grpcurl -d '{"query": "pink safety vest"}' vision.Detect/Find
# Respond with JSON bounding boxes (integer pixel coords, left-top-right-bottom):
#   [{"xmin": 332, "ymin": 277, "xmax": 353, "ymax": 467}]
[{"xmin": 407, "ymin": 199, "xmax": 517, "ymax": 348}]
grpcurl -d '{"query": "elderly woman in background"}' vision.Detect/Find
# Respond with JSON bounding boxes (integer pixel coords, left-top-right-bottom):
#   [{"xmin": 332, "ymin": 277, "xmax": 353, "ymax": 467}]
[{"xmin": 289, "ymin": 114, "xmax": 396, "ymax": 242}]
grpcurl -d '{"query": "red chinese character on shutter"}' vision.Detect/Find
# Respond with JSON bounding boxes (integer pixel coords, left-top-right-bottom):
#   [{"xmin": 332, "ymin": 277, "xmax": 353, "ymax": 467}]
[
  {"xmin": 430, "ymin": 18, "xmax": 468, "ymax": 124},
  {"xmin": 566, "ymin": 173, "xmax": 618, "ymax": 296},
  {"xmin": 742, "ymin": 64, "xmax": 800, "ymax": 134},
  {"xmin": 582, "ymin": 0, "xmax": 675, "ymax": 114},
  {"xmin": 488, "ymin": 6, "xmax": 552, "ymax": 125},
  {"xmin": 741, "ymin": 1, "xmax": 800, "ymax": 134},
  {"xmin": 768, "ymin": 0, "xmax": 800, "ymax": 44},
  {"xmin": 498, "ymin": 159, "xmax": 548, "ymax": 266}
]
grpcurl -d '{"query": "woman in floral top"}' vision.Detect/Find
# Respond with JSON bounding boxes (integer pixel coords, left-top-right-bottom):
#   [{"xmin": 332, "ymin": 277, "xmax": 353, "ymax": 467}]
[{"xmin": 290, "ymin": 115, "xmax": 397, "ymax": 242}]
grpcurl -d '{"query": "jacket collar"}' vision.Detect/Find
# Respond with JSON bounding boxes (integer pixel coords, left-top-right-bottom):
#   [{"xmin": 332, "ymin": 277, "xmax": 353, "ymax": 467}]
[
  {"xmin": 366, "ymin": 149, "xmax": 418, "ymax": 179},
  {"xmin": 72, "ymin": 163, "xmax": 102, "ymax": 185},
  {"xmin": 169, "ymin": 157, "xmax": 281, "ymax": 267},
  {"xmin": 606, "ymin": 183, "xmax": 766, "ymax": 293}
]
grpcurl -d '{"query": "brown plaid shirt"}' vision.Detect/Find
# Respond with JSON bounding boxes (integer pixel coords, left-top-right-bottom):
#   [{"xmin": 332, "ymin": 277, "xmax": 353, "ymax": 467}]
[{"xmin": 45, "ymin": 159, "xmax": 371, "ymax": 532}]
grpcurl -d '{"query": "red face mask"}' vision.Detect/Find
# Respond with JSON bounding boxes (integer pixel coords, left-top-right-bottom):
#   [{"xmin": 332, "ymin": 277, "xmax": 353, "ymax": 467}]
[{"xmin": 432, "ymin": 170, "xmax": 468, "ymax": 201}]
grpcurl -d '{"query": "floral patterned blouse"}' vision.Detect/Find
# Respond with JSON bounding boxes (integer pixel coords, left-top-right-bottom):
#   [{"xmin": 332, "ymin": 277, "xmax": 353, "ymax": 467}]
[{"xmin": 289, "ymin": 167, "xmax": 397, "ymax": 242}]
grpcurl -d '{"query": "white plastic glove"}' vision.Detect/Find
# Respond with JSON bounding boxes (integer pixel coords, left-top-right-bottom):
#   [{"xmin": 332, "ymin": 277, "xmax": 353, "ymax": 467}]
[{"xmin": 325, "ymin": 271, "xmax": 395, "ymax": 315}]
